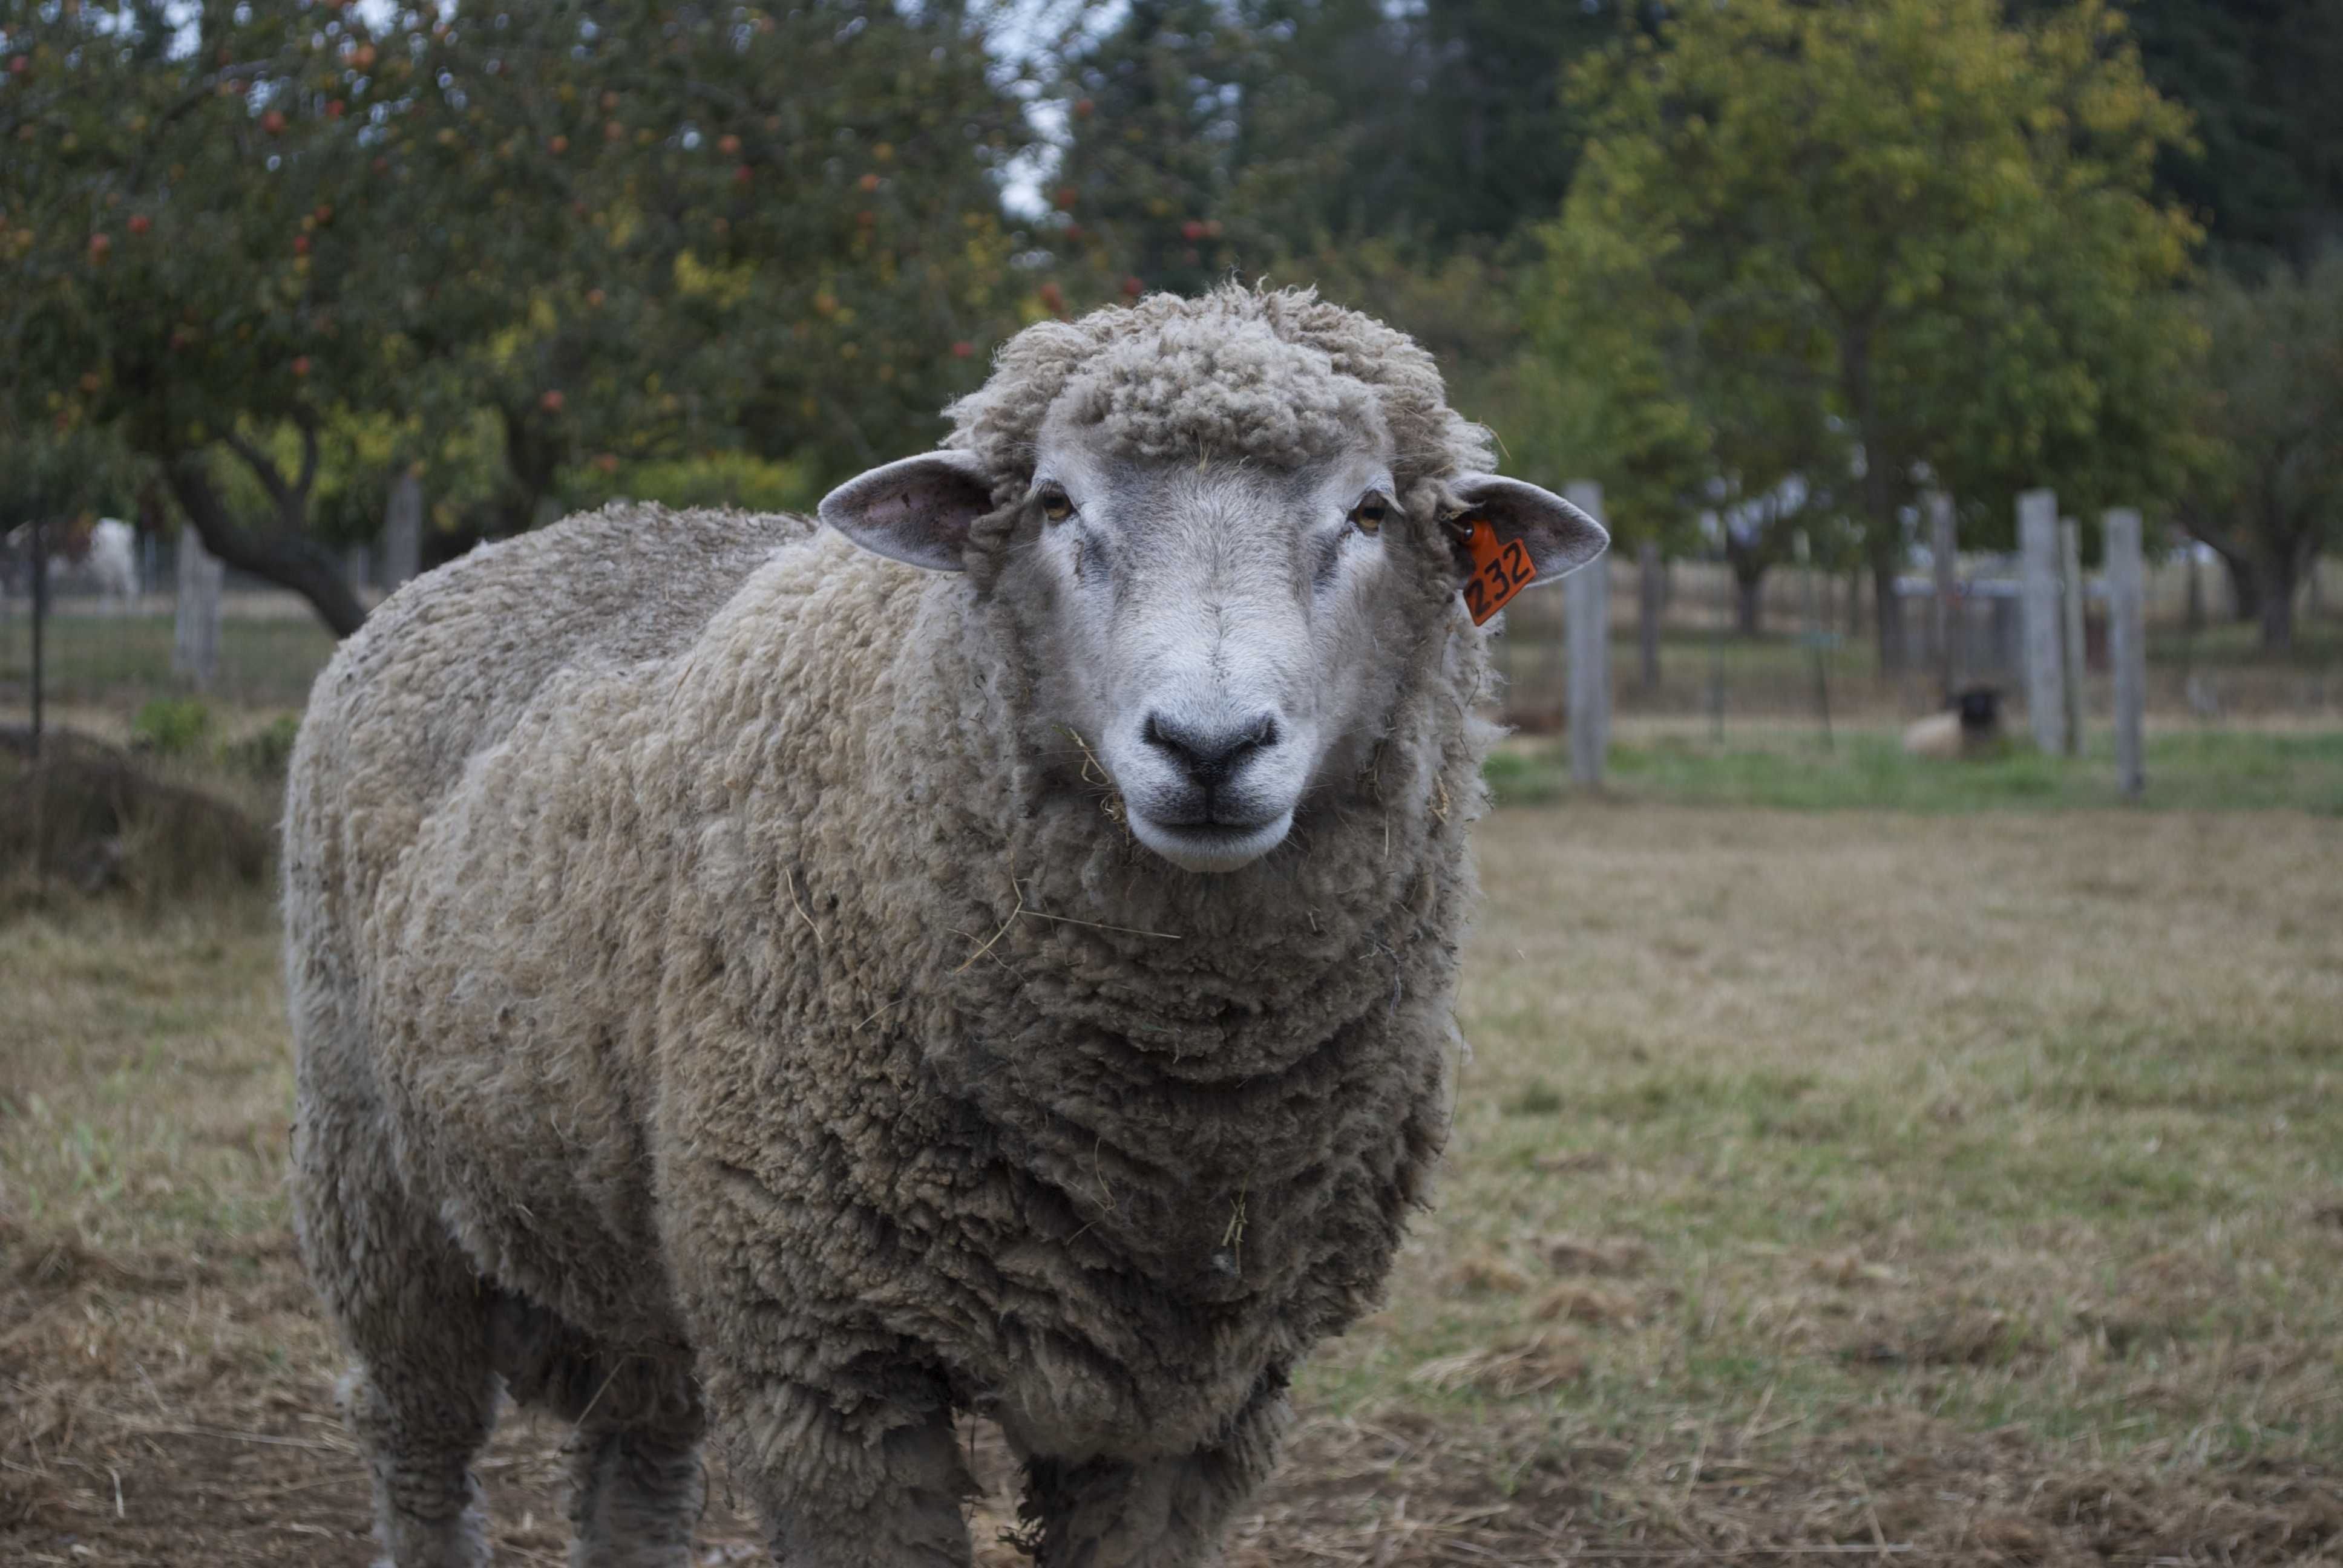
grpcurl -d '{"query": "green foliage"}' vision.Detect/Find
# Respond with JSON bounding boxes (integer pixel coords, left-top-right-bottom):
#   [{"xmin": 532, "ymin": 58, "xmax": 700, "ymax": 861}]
[
  {"xmin": 1531, "ymin": 0, "xmax": 2200, "ymax": 621},
  {"xmin": 1, "ymin": 1, "xmax": 1040, "ymax": 632},
  {"xmin": 2112, "ymin": 0, "xmax": 2343, "ymax": 272},
  {"xmin": 558, "ymin": 451, "xmax": 819, "ymax": 520},
  {"xmin": 131, "ymin": 697, "xmax": 213, "ymax": 756},
  {"xmin": 220, "ymin": 714, "xmax": 302, "ymax": 779}
]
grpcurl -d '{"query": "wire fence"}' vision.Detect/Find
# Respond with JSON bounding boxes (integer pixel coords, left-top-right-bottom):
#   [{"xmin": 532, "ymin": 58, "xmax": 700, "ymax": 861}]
[
  {"xmin": 1491, "ymin": 553, "xmax": 2341, "ymax": 736},
  {"xmin": 2, "ymin": 531, "xmax": 2337, "ymax": 749}
]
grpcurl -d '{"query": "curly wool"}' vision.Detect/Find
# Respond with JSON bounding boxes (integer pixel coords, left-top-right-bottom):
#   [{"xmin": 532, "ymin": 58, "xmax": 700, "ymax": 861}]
[
  {"xmin": 286, "ymin": 290, "xmax": 1507, "ymax": 1568},
  {"xmin": 946, "ymin": 284, "xmax": 1496, "ymax": 487}
]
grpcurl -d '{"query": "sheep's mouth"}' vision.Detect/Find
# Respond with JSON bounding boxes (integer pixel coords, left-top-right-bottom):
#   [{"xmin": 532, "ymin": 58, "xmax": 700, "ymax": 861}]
[{"xmin": 1128, "ymin": 809, "xmax": 1294, "ymax": 874}]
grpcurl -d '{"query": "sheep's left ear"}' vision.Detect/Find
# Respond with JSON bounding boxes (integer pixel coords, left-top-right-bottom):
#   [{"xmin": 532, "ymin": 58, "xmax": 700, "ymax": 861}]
[
  {"xmin": 818, "ymin": 449, "xmax": 994, "ymax": 572},
  {"xmin": 1449, "ymin": 474, "xmax": 1609, "ymax": 583}
]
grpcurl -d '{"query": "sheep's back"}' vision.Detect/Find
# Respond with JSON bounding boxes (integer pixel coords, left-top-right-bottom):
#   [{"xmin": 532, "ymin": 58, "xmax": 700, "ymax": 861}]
[{"xmin": 289, "ymin": 505, "xmax": 808, "ymax": 908}]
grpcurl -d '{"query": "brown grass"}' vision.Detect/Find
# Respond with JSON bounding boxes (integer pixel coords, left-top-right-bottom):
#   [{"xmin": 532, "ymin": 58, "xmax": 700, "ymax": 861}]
[{"xmin": 5, "ymin": 805, "xmax": 2342, "ymax": 1564}]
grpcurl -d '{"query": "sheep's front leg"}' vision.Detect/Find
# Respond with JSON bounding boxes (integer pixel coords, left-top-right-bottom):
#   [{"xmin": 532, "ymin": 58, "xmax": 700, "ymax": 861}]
[
  {"xmin": 726, "ymin": 1380, "xmax": 974, "ymax": 1568},
  {"xmin": 1020, "ymin": 1383, "xmax": 1291, "ymax": 1568}
]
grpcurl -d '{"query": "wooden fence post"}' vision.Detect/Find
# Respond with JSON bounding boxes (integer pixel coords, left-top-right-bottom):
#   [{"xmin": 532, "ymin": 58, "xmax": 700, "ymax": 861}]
[
  {"xmin": 384, "ymin": 466, "xmax": 424, "ymax": 590},
  {"xmin": 1565, "ymin": 482, "xmax": 1610, "ymax": 788},
  {"xmin": 2105, "ymin": 508, "xmax": 2145, "ymax": 798},
  {"xmin": 1928, "ymin": 491, "xmax": 1959, "ymax": 704},
  {"xmin": 172, "ymin": 526, "xmax": 223, "ymax": 690},
  {"xmin": 1637, "ymin": 539, "xmax": 1662, "ymax": 693},
  {"xmin": 2059, "ymin": 515, "xmax": 2086, "ymax": 755},
  {"xmin": 2018, "ymin": 489, "xmax": 2065, "ymax": 753}
]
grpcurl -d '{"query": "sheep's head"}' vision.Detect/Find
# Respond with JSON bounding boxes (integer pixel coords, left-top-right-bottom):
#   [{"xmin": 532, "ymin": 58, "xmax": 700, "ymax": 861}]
[{"xmin": 818, "ymin": 287, "xmax": 1607, "ymax": 874}]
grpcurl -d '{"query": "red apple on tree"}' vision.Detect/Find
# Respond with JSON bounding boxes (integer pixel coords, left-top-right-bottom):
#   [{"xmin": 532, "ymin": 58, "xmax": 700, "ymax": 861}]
[
  {"xmin": 292, "ymin": 356, "xmax": 312, "ymax": 377},
  {"xmin": 263, "ymin": 109, "xmax": 288, "ymax": 134},
  {"xmin": 719, "ymin": 134, "xmax": 741, "ymax": 155},
  {"xmin": 128, "ymin": 214, "xmax": 152, "ymax": 236},
  {"xmin": 87, "ymin": 232, "xmax": 112, "ymax": 263},
  {"xmin": 540, "ymin": 390, "xmax": 566, "ymax": 413}
]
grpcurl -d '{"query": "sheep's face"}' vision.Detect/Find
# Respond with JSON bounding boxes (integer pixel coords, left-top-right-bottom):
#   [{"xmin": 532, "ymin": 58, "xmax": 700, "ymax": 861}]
[
  {"xmin": 1011, "ymin": 422, "xmax": 1416, "ymax": 873},
  {"xmin": 820, "ymin": 425, "xmax": 1605, "ymax": 877}
]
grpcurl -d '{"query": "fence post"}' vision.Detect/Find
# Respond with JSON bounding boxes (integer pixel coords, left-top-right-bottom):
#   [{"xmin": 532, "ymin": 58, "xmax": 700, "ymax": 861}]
[
  {"xmin": 1564, "ymin": 481, "xmax": 1610, "ymax": 788},
  {"xmin": 2018, "ymin": 489, "xmax": 2065, "ymax": 753},
  {"xmin": 2059, "ymin": 515, "xmax": 2086, "ymax": 755},
  {"xmin": 173, "ymin": 526, "xmax": 224, "ymax": 690},
  {"xmin": 1637, "ymin": 540, "xmax": 1662, "ymax": 693},
  {"xmin": 2105, "ymin": 509, "xmax": 2145, "ymax": 798},
  {"xmin": 384, "ymin": 466, "xmax": 424, "ymax": 590},
  {"xmin": 1928, "ymin": 491, "xmax": 1958, "ymax": 702},
  {"xmin": 29, "ymin": 517, "xmax": 45, "ymax": 758}
]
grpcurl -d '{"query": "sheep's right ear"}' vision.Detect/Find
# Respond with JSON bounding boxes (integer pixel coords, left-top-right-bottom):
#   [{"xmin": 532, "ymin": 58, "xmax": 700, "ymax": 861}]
[{"xmin": 817, "ymin": 449, "xmax": 993, "ymax": 573}]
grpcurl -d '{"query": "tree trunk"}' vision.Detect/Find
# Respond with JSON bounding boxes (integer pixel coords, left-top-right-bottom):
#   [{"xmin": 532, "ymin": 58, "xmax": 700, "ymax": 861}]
[
  {"xmin": 2259, "ymin": 550, "xmax": 2298, "ymax": 652},
  {"xmin": 2223, "ymin": 554, "xmax": 2261, "ymax": 624},
  {"xmin": 1843, "ymin": 328, "xmax": 1904, "ymax": 672},
  {"xmin": 1872, "ymin": 555, "xmax": 1905, "ymax": 674},
  {"xmin": 164, "ymin": 455, "xmax": 367, "ymax": 638},
  {"xmin": 1733, "ymin": 570, "xmax": 1764, "ymax": 636}
]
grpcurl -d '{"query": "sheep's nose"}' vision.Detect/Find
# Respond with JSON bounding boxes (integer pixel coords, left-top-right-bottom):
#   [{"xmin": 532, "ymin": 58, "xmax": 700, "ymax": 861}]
[{"xmin": 1142, "ymin": 711, "xmax": 1279, "ymax": 789}]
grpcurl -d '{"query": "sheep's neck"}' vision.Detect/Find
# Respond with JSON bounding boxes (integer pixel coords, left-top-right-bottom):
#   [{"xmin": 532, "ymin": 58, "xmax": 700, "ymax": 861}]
[{"xmin": 857, "ymin": 588, "xmax": 1478, "ymax": 1301}]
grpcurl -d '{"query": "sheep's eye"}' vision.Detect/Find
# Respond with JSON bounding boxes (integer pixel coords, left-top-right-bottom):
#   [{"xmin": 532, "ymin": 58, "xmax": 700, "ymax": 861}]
[
  {"xmin": 1349, "ymin": 497, "xmax": 1388, "ymax": 535},
  {"xmin": 1038, "ymin": 488, "xmax": 1075, "ymax": 523}
]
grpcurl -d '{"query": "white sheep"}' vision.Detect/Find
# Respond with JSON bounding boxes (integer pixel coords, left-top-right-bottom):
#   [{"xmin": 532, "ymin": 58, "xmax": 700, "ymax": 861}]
[{"xmin": 283, "ymin": 285, "xmax": 1607, "ymax": 1568}]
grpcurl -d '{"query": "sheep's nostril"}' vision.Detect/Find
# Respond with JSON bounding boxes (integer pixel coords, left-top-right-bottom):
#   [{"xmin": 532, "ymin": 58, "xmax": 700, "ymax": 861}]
[{"xmin": 1142, "ymin": 711, "xmax": 1279, "ymax": 789}]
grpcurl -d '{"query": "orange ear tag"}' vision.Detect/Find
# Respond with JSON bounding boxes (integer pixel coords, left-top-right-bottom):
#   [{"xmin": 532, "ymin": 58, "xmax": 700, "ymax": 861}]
[{"xmin": 1460, "ymin": 516, "xmax": 1536, "ymax": 626}]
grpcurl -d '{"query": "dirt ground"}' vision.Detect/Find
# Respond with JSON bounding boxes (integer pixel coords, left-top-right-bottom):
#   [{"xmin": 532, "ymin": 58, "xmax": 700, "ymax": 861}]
[{"xmin": 5, "ymin": 805, "xmax": 2341, "ymax": 1566}]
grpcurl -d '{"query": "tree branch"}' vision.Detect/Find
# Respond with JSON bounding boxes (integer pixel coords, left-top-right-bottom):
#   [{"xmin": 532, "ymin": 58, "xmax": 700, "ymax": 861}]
[
  {"xmin": 291, "ymin": 410, "xmax": 321, "ymax": 512},
  {"xmin": 166, "ymin": 453, "xmax": 367, "ymax": 638},
  {"xmin": 221, "ymin": 430, "xmax": 293, "ymax": 511}
]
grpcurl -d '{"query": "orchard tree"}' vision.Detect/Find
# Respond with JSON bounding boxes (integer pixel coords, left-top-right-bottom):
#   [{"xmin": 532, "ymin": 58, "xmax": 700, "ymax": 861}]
[
  {"xmin": 2, "ymin": 1, "xmax": 1034, "ymax": 635},
  {"xmin": 1045, "ymin": 0, "xmax": 1339, "ymax": 298},
  {"xmin": 1534, "ymin": 0, "xmax": 2198, "ymax": 665},
  {"xmin": 2177, "ymin": 252, "xmax": 2343, "ymax": 652}
]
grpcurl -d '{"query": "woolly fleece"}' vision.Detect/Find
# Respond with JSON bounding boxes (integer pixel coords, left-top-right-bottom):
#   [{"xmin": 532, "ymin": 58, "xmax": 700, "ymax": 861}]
[{"xmin": 285, "ymin": 286, "xmax": 1504, "ymax": 1568}]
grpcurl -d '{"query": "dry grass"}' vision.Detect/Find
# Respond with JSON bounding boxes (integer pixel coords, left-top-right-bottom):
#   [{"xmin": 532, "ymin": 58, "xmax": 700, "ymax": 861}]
[{"xmin": 4, "ymin": 806, "xmax": 2341, "ymax": 1564}]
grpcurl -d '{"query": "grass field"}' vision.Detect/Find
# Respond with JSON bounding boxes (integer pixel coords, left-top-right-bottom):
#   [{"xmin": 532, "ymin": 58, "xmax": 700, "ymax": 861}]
[
  {"xmin": 4, "ymin": 802, "xmax": 2339, "ymax": 1564},
  {"xmin": 1490, "ymin": 726, "xmax": 2343, "ymax": 814}
]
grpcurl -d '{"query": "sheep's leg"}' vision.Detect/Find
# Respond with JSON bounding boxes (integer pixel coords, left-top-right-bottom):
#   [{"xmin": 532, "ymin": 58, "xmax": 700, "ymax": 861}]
[
  {"xmin": 1020, "ymin": 1382, "xmax": 1291, "ymax": 1568},
  {"xmin": 294, "ymin": 1113, "xmax": 499, "ymax": 1567},
  {"xmin": 491, "ymin": 1295, "xmax": 707, "ymax": 1568},
  {"xmin": 725, "ymin": 1380, "xmax": 974, "ymax": 1568},
  {"xmin": 289, "ymin": 955, "xmax": 500, "ymax": 1568}
]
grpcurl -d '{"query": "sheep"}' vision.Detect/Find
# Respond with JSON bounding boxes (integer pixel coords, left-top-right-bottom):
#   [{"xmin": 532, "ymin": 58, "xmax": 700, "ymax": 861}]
[
  {"xmin": 2, "ymin": 517, "xmax": 140, "ymax": 610},
  {"xmin": 1902, "ymin": 685, "xmax": 2005, "ymax": 759},
  {"xmin": 283, "ymin": 284, "xmax": 1608, "ymax": 1568}
]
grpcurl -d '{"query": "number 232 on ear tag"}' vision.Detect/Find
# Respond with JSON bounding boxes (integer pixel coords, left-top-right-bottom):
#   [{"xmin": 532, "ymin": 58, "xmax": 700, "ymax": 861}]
[{"xmin": 1460, "ymin": 516, "xmax": 1536, "ymax": 626}]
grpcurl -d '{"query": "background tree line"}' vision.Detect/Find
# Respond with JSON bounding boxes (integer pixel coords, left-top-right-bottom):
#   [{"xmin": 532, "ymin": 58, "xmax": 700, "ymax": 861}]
[{"xmin": 5, "ymin": 0, "xmax": 2338, "ymax": 648}]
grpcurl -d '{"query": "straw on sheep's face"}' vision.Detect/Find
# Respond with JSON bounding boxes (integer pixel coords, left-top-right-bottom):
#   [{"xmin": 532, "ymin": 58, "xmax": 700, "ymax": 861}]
[{"xmin": 819, "ymin": 367, "xmax": 1605, "ymax": 875}]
